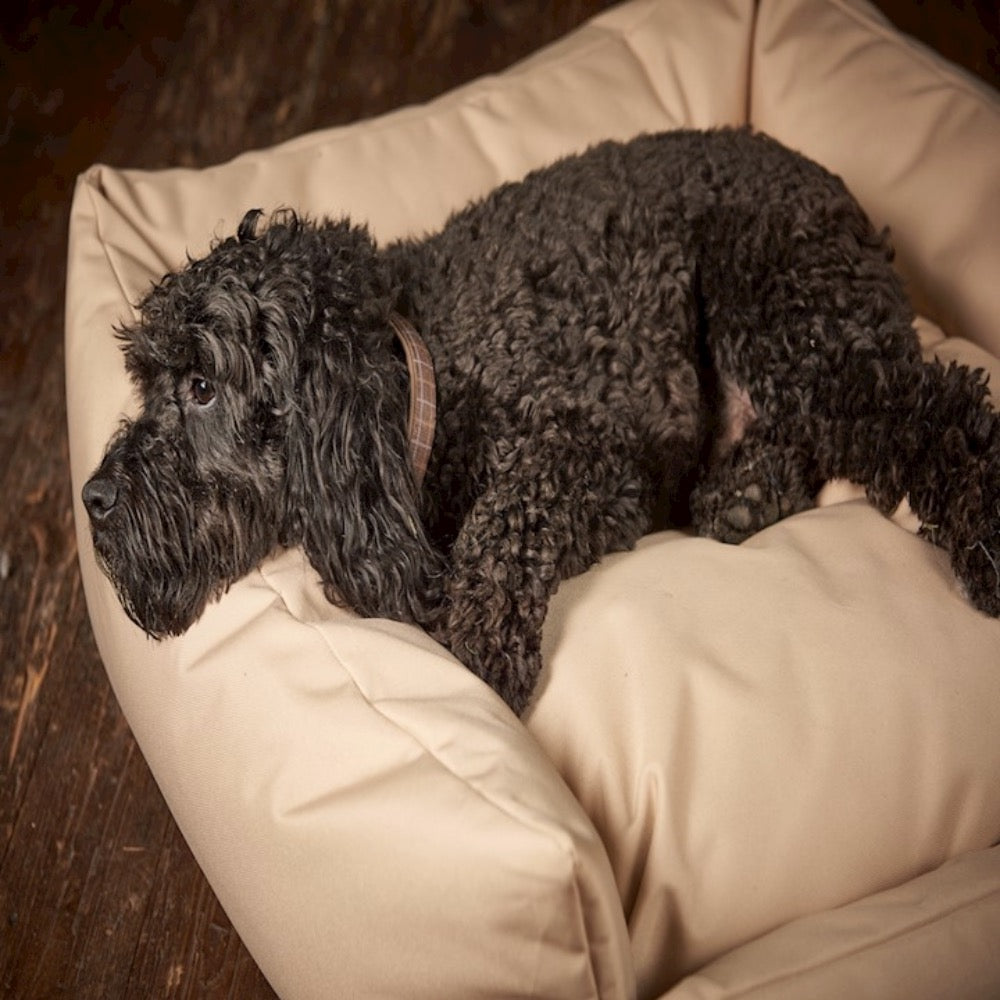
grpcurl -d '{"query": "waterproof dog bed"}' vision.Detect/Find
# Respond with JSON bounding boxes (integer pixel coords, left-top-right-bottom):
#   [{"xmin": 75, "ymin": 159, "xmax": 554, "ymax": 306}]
[{"xmin": 66, "ymin": 1, "xmax": 1000, "ymax": 997}]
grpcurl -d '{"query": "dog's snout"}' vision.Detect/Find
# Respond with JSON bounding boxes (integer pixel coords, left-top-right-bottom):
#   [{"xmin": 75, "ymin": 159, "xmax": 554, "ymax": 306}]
[{"xmin": 83, "ymin": 477, "xmax": 119, "ymax": 521}]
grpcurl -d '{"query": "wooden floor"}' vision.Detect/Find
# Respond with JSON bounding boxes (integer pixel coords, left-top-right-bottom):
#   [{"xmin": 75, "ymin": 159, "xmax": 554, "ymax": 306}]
[{"xmin": 1, "ymin": 1, "xmax": 997, "ymax": 996}]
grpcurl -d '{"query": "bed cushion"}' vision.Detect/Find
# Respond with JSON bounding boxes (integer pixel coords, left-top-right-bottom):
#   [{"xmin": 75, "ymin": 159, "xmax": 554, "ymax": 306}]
[
  {"xmin": 531, "ymin": 408, "xmax": 1000, "ymax": 995},
  {"xmin": 65, "ymin": 1, "xmax": 1000, "ymax": 999},
  {"xmin": 664, "ymin": 845, "xmax": 1000, "ymax": 1000}
]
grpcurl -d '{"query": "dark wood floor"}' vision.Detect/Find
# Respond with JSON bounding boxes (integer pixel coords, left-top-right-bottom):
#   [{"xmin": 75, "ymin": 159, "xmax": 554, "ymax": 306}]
[{"xmin": 1, "ymin": 2, "xmax": 997, "ymax": 996}]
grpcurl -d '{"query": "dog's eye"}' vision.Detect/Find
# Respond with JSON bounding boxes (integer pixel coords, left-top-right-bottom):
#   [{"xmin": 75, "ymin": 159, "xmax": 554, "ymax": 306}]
[{"xmin": 189, "ymin": 377, "xmax": 216, "ymax": 407}]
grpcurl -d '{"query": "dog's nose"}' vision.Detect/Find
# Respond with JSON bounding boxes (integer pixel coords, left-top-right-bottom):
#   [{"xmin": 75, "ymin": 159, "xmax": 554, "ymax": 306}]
[{"xmin": 83, "ymin": 477, "xmax": 119, "ymax": 521}]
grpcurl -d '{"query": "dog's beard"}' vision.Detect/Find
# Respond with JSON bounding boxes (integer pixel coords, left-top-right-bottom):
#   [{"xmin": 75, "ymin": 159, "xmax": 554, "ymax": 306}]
[
  {"xmin": 89, "ymin": 486, "xmax": 233, "ymax": 638},
  {"xmin": 93, "ymin": 544, "xmax": 209, "ymax": 639},
  {"xmin": 87, "ymin": 443, "xmax": 282, "ymax": 639}
]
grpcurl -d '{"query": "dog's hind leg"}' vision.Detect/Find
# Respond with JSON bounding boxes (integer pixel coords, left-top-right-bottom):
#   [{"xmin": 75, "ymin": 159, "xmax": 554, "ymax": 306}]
[
  {"xmin": 695, "ymin": 202, "xmax": 1000, "ymax": 615},
  {"xmin": 808, "ymin": 355, "xmax": 1000, "ymax": 615},
  {"xmin": 433, "ymin": 412, "xmax": 662, "ymax": 715},
  {"xmin": 714, "ymin": 271, "xmax": 999, "ymax": 614},
  {"xmin": 698, "ymin": 343, "xmax": 1000, "ymax": 617}
]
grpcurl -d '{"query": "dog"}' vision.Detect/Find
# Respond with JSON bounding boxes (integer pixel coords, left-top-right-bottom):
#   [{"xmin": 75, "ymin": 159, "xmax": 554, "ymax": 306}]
[{"xmin": 83, "ymin": 127, "xmax": 1000, "ymax": 715}]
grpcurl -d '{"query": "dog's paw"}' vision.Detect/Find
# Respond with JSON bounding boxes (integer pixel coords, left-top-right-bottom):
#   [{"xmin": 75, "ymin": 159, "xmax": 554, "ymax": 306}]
[
  {"xmin": 693, "ymin": 477, "xmax": 811, "ymax": 544},
  {"xmin": 699, "ymin": 481, "xmax": 781, "ymax": 543},
  {"xmin": 691, "ymin": 439, "xmax": 819, "ymax": 544},
  {"xmin": 430, "ymin": 588, "xmax": 544, "ymax": 717},
  {"xmin": 444, "ymin": 618, "xmax": 541, "ymax": 716}
]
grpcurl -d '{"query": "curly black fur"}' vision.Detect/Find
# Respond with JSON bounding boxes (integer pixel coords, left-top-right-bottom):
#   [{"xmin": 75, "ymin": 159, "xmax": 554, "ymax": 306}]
[{"xmin": 84, "ymin": 128, "xmax": 1000, "ymax": 714}]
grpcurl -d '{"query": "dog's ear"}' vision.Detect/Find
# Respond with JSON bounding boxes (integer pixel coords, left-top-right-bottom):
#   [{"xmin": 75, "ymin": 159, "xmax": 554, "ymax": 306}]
[
  {"xmin": 279, "ymin": 315, "xmax": 442, "ymax": 627},
  {"xmin": 238, "ymin": 208, "xmax": 265, "ymax": 242}
]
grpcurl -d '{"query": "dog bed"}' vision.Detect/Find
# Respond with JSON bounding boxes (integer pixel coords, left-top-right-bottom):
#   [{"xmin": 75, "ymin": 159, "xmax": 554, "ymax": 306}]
[{"xmin": 66, "ymin": 1, "xmax": 1000, "ymax": 997}]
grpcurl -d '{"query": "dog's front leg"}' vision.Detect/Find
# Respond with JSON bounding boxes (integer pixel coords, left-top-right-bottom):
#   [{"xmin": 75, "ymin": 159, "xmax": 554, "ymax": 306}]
[{"xmin": 434, "ymin": 420, "xmax": 655, "ymax": 715}]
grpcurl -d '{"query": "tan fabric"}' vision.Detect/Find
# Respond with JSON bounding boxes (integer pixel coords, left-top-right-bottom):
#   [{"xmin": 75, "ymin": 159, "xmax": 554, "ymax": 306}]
[
  {"xmin": 529, "ymin": 441, "xmax": 1000, "ymax": 996},
  {"xmin": 662, "ymin": 846, "xmax": 1000, "ymax": 1000},
  {"xmin": 64, "ymin": 1, "xmax": 1000, "ymax": 998}
]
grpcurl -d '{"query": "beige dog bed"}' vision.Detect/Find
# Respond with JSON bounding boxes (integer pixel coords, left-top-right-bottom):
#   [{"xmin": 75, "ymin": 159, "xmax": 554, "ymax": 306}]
[{"xmin": 66, "ymin": 0, "xmax": 1000, "ymax": 997}]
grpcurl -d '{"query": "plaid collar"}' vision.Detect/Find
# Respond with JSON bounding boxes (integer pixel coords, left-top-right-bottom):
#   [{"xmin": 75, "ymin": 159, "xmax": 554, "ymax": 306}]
[{"xmin": 389, "ymin": 312, "xmax": 436, "ymax": 491}]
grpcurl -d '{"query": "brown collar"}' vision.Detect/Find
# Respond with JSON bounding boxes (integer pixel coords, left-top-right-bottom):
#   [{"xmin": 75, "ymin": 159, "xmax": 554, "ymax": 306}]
[{"xmin": 388, "ymin": 312, "xmax": 436, "ymax": 490}]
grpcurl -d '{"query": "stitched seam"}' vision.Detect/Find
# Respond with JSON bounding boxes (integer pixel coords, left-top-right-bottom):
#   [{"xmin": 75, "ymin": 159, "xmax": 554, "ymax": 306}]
[
  {"xmin": 746, "ymin": 0, "xmax": 760, "ymax": 124},
  {"xmin": 83, "ymin": 172, "xmax": 129, "ymax": 309},
  {"xmin": 81, "ymin": 171, "xmax": 148, "ymax": 326},
  {"xmin": 819, "ymin": 0, "xmax": 1000, "ymax": 108},
  {"xmin": 256, "ymin": 562, "xmax": 604, "ymax": 998},
  {"xmin": 719, "ymin": 881, "xmax": 1000, "ymax": 999}
]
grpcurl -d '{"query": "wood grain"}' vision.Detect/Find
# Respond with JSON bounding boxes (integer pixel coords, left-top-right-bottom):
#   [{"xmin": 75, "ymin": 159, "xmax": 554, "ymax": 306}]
[{"xmin": 0, "ymin": 1, "xmax": 996, "ymax": 996}]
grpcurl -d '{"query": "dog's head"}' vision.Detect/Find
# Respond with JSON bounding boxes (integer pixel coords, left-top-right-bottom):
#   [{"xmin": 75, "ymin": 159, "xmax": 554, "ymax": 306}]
[{"xmin": 83, "ymin": 209, "xmax": 440, "ymax": 639}]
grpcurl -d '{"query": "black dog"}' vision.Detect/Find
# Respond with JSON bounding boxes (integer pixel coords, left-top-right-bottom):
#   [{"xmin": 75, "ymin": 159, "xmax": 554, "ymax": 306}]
[{"xmin": 83, "ymin": 128, "xmax": 1000, "ymax": 714}]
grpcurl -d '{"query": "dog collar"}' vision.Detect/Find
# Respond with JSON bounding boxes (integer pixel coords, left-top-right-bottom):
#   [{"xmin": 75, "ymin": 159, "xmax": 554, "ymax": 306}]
[{"xmin": 389, "ymin": 311, "xmax": 436, "ymax": 490}]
